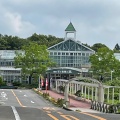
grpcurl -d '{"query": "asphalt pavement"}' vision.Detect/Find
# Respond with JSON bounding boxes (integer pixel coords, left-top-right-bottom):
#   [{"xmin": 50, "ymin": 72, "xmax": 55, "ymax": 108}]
[{"xmin": 0, "ymin": 89, "xmax": 120, "ymax": 120}]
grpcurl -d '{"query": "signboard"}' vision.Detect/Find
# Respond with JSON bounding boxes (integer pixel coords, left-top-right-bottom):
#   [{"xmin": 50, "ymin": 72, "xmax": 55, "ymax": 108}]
[
  {"xmin": 53, "ymin": 70, "xmax": 72, "ymax": 74},
  {"xmin": 47, "ymin": 68, "xmax": 80, "ymax": 74}
]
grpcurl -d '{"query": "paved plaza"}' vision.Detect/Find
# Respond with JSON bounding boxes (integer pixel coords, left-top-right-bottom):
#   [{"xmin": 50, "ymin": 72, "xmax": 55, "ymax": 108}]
[{"xmin": 41, "ymin": 90, "xmax": 101, "ymax": 113}]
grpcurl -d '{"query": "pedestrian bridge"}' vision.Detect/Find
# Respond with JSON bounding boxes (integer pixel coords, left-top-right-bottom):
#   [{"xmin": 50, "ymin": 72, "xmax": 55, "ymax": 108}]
[{"xmin": 53, "ymin": 77, "xmax": 120, "ymax": 105}]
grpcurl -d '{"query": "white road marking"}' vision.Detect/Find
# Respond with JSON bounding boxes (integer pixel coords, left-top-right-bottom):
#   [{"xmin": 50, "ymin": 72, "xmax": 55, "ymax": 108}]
[
  {"xmin": 11, "ymin": 106, "xmax": 21, "ymax": 120},
  {"xmin": 0, "ymin": 101, "xmax": 5, "ymax": 105},
  {"xmin": 1, "ymin": 92, "xmax": 7, "ymax": 97},
  {"xmin": 0, "ymin": 92, "xmax": 8, "ymax": 101},
  {"xmin": 31, "ymin": 101, "xmax": 35, "ymax": 103},
  {"xmin": 24, "ymin": 95, "xmax": 27, "ymax": 97},
  {"xmin": 19, "ymin": 91, "xmax": 22, "ymax": 92}
]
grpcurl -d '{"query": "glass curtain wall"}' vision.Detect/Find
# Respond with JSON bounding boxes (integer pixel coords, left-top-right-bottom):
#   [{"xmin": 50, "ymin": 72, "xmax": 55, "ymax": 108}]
[{"xmin": 49, "ymin": 51, "xmax": 92, "ymax": 68}]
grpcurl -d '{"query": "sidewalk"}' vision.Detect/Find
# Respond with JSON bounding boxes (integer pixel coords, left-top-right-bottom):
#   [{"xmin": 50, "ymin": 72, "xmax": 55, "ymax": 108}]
[{"xmin": 41, "ymin": 90, "xmax": 100, "ymax": 113}]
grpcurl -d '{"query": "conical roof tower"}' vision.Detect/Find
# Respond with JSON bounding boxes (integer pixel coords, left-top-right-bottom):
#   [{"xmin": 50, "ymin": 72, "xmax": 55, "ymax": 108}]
[{"xmin": 65, "ymin": 22, "xmax": 76, "ymax": 40}]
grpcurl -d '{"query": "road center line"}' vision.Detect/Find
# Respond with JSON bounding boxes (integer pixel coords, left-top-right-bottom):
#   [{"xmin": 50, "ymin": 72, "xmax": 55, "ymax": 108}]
[
  {"xmin": 81, "ymin": 112, "xmax": 106, "ymax": 120},
  {"xmin": 47, "ymin": 114, "xmax": 59, "ymax": 120},
  {"xmin": 61, "ymin": 115, "xmax": 79, "ymax": 120},
  {"xmin": 11, "ymin": 90, "xmax": 26, "ymax": 107},
  {"xmin": 11, "ymin": 106, "xmax": 21, "ymax": 120}
]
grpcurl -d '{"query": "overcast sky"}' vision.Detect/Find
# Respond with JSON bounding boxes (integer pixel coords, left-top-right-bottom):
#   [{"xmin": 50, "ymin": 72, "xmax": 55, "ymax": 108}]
[{"xmin": 0, "ymin": 0, "xmax": 120, "ymax": 49}]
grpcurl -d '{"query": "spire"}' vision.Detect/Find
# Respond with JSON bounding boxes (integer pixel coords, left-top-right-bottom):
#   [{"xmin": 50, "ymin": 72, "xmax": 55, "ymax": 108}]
[
  {"xmin": 64, "ymin": 22, "xmax": 76, "ymax": 40},
  {"xmin": 65, "ymin": 22, "xmax": 76, "ymax": 31}
]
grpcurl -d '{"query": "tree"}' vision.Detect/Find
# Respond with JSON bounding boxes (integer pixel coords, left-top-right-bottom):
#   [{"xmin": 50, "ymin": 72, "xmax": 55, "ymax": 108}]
[
  {"xmin": 89, "ymin": 47, "xmax": 120, "ymax": 81},
  {"xmin": 91, "ymin": 43, "xmax": 108, "ymax": 52},
  {"xmin": 0, "ymin": 77, "xmax": 3, "ymax": 85},
  {"xmin": 14, "ymin": 42, "xmax": 55, "ymax": 84},
  {"xmin": 0, "ymin": 76, "xmax": 6, "ymax": 86},
  {"xmin": 27, "ymin": 33, "xmax": 63, "ymax": 48},
  {"xmin": 113, "ymin": 43, "xmax": 120, "ymax": 53}
]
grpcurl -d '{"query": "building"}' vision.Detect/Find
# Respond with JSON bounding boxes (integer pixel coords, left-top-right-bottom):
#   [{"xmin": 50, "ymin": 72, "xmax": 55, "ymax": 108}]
[
  {"xmin": 114, "ymin": 53, "xmax": 120, "ymax": 60},
  {"xmin": 0, "ymin": 50, "xmax": 21, "ymax": 83},
  {"xmin": 46, "ymin": 22, "xmax": 95, "ymax": 80},
  {"xmin": 0, "ymin": 22, "xmax": 95, "ymax": 83}
]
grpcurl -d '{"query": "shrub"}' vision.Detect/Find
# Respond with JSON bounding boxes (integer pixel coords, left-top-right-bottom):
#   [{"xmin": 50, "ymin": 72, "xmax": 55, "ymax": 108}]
[
  {"xmin": 74, "ymin": 90, "xmax": 82, "ymax": 97},
  {"xmin": 104, "ymin": 93, "xmax": 119, "ymax": 100},
  {"xmin": 108, "ymin": 105, "xmax": 114, "ymax": 113},
  {"xmin": 59, "ymin": 85, "xmax": 65, "ymax": 93},
  {"xmin": 12, "ymin": 81, "xmax": 21, "ymax": 86},
  {"xmin": 42, "ymin": 93, "xmax": 49, "ymax": 99},
  {"xmin": 56, "ymin": 98, "xmax": 65, "ymax": 107}
]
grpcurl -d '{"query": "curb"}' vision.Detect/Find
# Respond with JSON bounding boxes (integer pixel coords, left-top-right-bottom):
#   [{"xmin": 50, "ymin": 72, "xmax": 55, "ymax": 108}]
[
  {"xmin": 63, "ymin": 106, "xmax": 73, "ymax": 111},
  {"xmin": 62, "ymin": 104, "xmax": 73, "ymax": 111}
]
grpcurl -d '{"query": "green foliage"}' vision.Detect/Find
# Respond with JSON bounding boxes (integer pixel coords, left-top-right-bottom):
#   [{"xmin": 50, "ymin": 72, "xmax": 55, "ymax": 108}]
[
  {"xmin": 105, "ymin": 79, "xmax": 120, "ymax": 86},
  {"xmin": 0, "ymin": 34, "xmax": 28, "ymax": 50},
  {"xmin": 104, "ymin": 93, "xmax": 119, "ymax": 100},
  {"xmin": 56, "ymin": 98, "xmax": 65, "ymax": 107},
  {"xmin": 0, "ymin": 77, "xmax": 6, "ymax": 86},
  {"xmin": 91, "ymin": 43, "xmax": 108, "ymax": 52},
  {"xmin": 42, "ymin": 93, "xmax": 49, "ymax": 99},
  {"xmin": 0, "ymin": 77, "xmax": 3, "ymax": 85},
  {"xmin": 90, "ymin": 47, "xmax": 120, "ymax": 80},
  {"xmin": 27, "ymin": 33, "xmax": 63, "ymax": 47},
  {"xmin": 14, "ymin": 42, "xmax": 55, "ymax": 82},
  {"xmin": 12, "ymin": 81, "xmax": 21, "ymax": 86},
  {"xmin": 0, "ymin": 33, "xmax": 63, "ymax": 50},
  {"xmin": 108, "ymin": 105, "xmax": 114, "ymax": 113},
  {"xmin": 49, "ymin": 97, "xmax": 57, "ymax": 104},
  {"xmin": 14, "ymin": 83, "xmax": 38, "ymax": 89},
  {"xmin": 74, "ymin": 90, "xmax": 82, "ymax": 97},
  {"xmin": 59, "ymin": 85, "xmax": 65, "ymax": 93}
]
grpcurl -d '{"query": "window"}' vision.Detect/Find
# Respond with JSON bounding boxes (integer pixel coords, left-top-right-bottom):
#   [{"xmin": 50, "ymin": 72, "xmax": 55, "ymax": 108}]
[
  {"xmin": 58, "ymin": 52, "xmax": 61, "ymax": 55},
  {"xmin": 82, "ymin": 53, "xmax": 85, "ymax": 56},
  {"xmin": 62, "ymin": 53, "xmax": 65, "ymax": 55},
  {"xmin": 86, "ymin": 53, "xmax": 89, "ymax": 56},
  {"xmin": 54, "ymin": 52, "xmax": 57, "ymax": 55},
  {"xmin": 66, "ymin": 53, "xmax": 69, "ymax": 55},
  {"xmin": 50, "ymin": 52, "xmax": 53, "ymax": 55}
]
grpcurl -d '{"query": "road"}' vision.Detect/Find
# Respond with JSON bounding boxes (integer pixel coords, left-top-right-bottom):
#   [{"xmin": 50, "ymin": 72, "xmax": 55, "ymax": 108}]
[{"xmin": 0, "ymin": 89, "xmax": 120, "ymax": 120}]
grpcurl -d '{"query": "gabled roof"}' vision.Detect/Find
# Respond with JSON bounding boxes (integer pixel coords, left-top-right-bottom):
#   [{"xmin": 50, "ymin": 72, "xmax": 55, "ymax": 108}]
[
  {"xmin": 47, "ymin": 39, "xmax": 94, "ymax": 52},
  {"xmin": 65, "ymin": 22, "xmax": 76, "ymax": 31}
]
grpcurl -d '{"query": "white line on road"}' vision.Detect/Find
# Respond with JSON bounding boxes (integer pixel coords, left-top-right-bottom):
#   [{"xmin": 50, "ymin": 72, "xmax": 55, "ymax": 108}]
[
  {"xmin": 31, "ymin": 101, "xmax": 35, "ymax": 103},
  {"xmin": 11, "ymin": 106, "xmax": 21, "ymax": 120},
  {"xmin": 24, "ymin": 95, "xmax": 27, "ymax": 97}
]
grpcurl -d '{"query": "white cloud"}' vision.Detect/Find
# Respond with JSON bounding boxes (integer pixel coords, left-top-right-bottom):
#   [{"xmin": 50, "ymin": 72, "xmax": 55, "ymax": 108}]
[
  {"xmin": 1, "ymin": 0, "xmax": 120, "ymax": 48},
  {"xmin": 5, "ymin": 12, "xmax": 22, "ymax": 33},
  {"xmin": 4, "ymin": 12, "xmax": 35, "ymax": 36}
]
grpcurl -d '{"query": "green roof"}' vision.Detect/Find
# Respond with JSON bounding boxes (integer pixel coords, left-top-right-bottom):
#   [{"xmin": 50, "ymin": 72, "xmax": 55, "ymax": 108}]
[{"xmin": 65, "ymin": 22, "xmax": 76, "ymax": 31}]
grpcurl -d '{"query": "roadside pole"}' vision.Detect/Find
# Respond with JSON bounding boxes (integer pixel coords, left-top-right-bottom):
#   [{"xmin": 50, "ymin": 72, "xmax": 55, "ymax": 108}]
[
  {"xmin": 38, "ymin": 75, "xmax": 41, "ymax": 90},
  {"xmin": 46, "ymin": 78, "xmax": 48, "ymax": 93}
]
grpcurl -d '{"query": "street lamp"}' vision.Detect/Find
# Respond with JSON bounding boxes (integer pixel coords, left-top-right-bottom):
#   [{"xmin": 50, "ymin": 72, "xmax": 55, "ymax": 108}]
[{"xmin": 111, "ymin": 70, "xmax": 114, "ymax": 81}]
